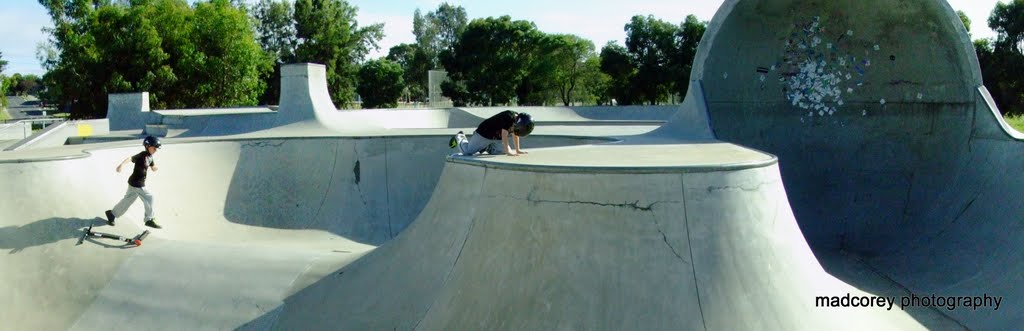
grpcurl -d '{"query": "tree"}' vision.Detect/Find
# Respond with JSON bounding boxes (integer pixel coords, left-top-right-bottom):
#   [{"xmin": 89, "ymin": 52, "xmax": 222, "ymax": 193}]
[
  {"xmin": 413, "ymin": 3, "xmax": 467, "ymax": 64},
  {"xmin": 0, "ymin": 51, "xmax": 7, "ymax": 75},
  {"xmin": 37, "ymin": 0, "xmax": 271, "ymax": 118},
  {"xmin": 625, "ymin": 15, "xmax": 678, "ymax": 105},
  {"xmin": 957, "ymin": 10, "xmax": 972, "ymax": 36},
  {"xmin": 985, "ymin": 0, "xmax": 1024, "ymax": 115},
  {"xmin": 406, "ymin": 3, "xmax": 467, "ymax": 102},
  {"xmin": 517, "ymin": 33, "xmax": 559, "ymax": 106},
  {"xmin": 579, "ymin": 54, "xmax": 612, "ymax": 105},
  {"xmin": 600, "ymin": 42, "xmax": 637, "ymax": 105},
  {"xmin": 990, "ymin": 0, "xmax": 1024, "ymax": 53},
  {"xmin": 356, "ymin": 59, "xmax": 404, "ymax": 109},
  {"xmin": 183, "ymin": 0, "xmax": 269, "ymax": 108},
  {"xmin": 6, "ymin": 74, "xmax": 44, "ymax": 96},
  {"xmin": 427, "ymin": 3, "xmax": 467, "ymax": 54},
  {"xmin": 546, "ymin": 34, "xmax": 595, "ymax": 106},
  {"xmin": 441, "ymin": 16, "xmax": 541, "ymax": 106},
  {"xmin": 386, "ymin": 43, "xmax": 430, "ymax": 102},
  {"xmin": 671, "ymin": 15, "xmax": 707, "ymax": 99},
  {"xmin": 254, "ymin": 0, "xmax": 297, "ymax": 62},
  {"xmin": 294, "ymin": 0, "xmax": 384, "ymax": 108},
  {"xmin": 253, "ymin": 0, "xmax": 297, "ymax": 104},
  {"xmin": 0, "ymin": 51, "xmax": 7, "ymax": 109},
  {"xmin": 91, "ymin": 3, "xmax": 171, "ymax": 101}
]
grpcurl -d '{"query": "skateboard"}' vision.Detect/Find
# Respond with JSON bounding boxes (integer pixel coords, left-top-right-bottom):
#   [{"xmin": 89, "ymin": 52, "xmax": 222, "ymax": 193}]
[{"xmin": 78, "ymin": 224, "xmax": 151, "ymax": 247}]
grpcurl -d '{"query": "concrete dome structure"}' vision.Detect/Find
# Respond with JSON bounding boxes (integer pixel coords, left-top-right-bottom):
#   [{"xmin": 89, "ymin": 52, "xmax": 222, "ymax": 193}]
[{"xmin": 678, "ymin": 1, "xmax": 1020, "ymax": 328}]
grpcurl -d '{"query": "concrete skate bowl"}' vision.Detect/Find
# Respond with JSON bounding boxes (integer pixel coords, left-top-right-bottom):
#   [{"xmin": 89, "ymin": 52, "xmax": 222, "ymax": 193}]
[
  {"xmin": 164, "ymin": 107, "xmax": 672, "ymax": 138},
  {"xmin": 270, "ymin": 154, "xmax": 952, "ymax": 330},
  {"xmin": 0, "ymin": 134, "xmax": 606, "ymax": 330},
  {"xmin": 687, "ymin": 0, "xmax": 1024, "ymax": 328}
]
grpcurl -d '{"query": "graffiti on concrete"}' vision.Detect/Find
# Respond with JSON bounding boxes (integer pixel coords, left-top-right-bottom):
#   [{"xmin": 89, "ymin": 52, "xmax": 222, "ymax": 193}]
[{"xmin": 770, "ymin": 16, "xmax": 880, "ymax": 118}]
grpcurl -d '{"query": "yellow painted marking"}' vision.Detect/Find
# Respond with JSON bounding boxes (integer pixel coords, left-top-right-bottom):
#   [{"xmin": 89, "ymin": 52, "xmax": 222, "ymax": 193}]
[{"xmin": 77, "ymin": 123, "xmax": 93, "ymax": 137}]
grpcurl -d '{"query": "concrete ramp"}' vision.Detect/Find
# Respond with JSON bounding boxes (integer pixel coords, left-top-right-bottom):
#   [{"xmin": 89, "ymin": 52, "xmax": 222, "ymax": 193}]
[
  {"xmin": 0, "ymin": 133, "xmax": 609, "ymax": 330},
  {"xmin": 3, "ymin": 0, "xmax": 1017, "ymax": 328},
  {"xmin": 273, "ymin": 154, "xmax": 930, "ymax": 330},
  {"xmin": 681, "ymin": 0, "xmax": 1023, "ymax": 328}
]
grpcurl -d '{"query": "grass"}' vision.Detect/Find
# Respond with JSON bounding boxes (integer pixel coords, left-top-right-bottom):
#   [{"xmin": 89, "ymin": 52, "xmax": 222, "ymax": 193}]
[{"xmin": 1005, "ymin": 114, "xmax": 1024, "ymax": 133}]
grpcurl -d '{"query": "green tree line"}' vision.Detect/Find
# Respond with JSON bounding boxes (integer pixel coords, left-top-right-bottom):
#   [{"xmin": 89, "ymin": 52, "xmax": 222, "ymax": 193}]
[
  {"xmin": 970, "ymin": 0, "xmax": 1024, "ymax": 116},
  {"xmin": 37, "ymin": 0, "xmax": 382, "ymax": 118},
  {"xmin": 35, "ymin": 0, "xmax": 709, "ymax": 114},
  {"xmin": 0, "ymin": 51, "xmax": 8, "ymax": 109},
  {"xmin": 30, "ymin": 0, "xmax": 1024, "ymax": 115}
]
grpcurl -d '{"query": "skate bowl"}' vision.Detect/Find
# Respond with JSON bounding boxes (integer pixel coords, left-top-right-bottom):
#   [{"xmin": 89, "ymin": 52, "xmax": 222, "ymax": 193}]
[
  {"xmin": 672, "ymin": 0, "xmax": 1022, "ymax": 329},
  {"xmin": 1, "ymin": 0, "xmax": 1020, "ymax": 330},
  {"xmin": 0, "ymin": 132, "xmax": 611, "ymax": 330}
]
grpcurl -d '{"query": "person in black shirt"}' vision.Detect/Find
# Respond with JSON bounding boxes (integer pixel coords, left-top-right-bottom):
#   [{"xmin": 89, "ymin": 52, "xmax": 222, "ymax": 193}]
[
  {"xmin": 452, "ymin": 110, "xmax": 534, "ymax": 156},
  {"xmin": 105, "ymin": 136, "xmax": 163, "ymax": 229}
]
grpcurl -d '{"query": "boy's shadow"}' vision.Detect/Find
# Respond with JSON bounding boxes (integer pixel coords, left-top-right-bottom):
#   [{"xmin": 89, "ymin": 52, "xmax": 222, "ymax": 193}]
[{"xmin": 0, "ymin": 217, "xmax": 110, "ymax": 253}]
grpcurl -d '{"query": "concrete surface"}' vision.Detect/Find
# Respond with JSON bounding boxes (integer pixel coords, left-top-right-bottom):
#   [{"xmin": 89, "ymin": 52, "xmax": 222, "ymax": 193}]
[
  {"xmin": 107, "ymin": 92, "xmax": 156, "ymax": 131},
  {"xmin": 274, "ymin": 154, "xmax": 948, "ymax": 330},
  {"xmin": 688, "ymin": 0, "xmax": 1022, "ymax": 329},
  {"xmin": 4, "ymin": 119, "xmax": 110, "ymax": 151},
  {"xmin": 0, "ymin": 121, "xmax": 31, "ymax": 139},
  {"xmin": 1, "ymin": 0, "xmax": 1017, "ymax": 329}
]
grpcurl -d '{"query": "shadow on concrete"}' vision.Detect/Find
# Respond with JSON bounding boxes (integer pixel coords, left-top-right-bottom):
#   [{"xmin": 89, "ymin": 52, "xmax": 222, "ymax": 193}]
[
  {"xmin": 217, "ymin": 136, "xmax": 603, "ymax": 246},
  {"xmin": 811, "ymin": 248, "xmax": 969, "ymax": 330},
  {"xmin": 0, "ymin": 217, "xmax": 103, "ymax": 253},
  {"xmin": 234, "ymin": 305, "xmax": 283, "ymax": 330}
]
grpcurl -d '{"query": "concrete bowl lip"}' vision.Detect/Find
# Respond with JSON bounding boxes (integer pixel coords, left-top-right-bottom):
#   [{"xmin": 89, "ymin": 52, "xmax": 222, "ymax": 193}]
[
  {"xmin": 0, "ymin": 132, "xmax": 780, "ymax": 174},
  {"xmin": 0, "ymin": 133, "xmax": 621, "ymax": 164},
  {"xmin": 446, "ymin": 141, "xmax": 780, "ymax": 174}
]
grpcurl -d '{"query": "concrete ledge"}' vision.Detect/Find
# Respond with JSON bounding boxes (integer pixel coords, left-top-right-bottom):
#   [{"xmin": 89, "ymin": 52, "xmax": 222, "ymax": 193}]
[
  {"xmin": 144, "ymin": 124, "xmax": 168, "ymax": 137},
  {"xmin": 108, "ymin": 92, "xmax": 155, "ymax": 131},
  {"xmin": 448, "ymin": 142, "xmax": 777, "ymax": 174},
  {"xmin": 277, "ymin": 63, "xmax": 335, "ymax": 126}
]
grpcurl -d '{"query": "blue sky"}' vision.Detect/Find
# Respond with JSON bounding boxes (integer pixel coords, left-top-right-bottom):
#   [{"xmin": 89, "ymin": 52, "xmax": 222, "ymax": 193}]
[{"xmin": 0, "ymin": 0, "xmax": 1005, "ymax": 76}]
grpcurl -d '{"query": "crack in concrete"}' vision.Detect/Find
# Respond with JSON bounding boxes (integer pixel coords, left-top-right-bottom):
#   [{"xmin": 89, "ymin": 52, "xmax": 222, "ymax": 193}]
[
  {"xmin": 681, "ymin": 180, "xmax": 708, "ymax": 331},
  {"xmin": 651, "ymin": 216, "xmax": 689, "ymax": 265},
  {"xmin": 310, "ymin": 144, "xmax": 340, "ymax": 228},
  {"xmin": 489, "ymin": 193, "xmax": 673, "ymax": 212},
  {"xmin": 242, "ymin": 141, "xmax": 285, "ymax": 148},
  {"xmin": 704, "ymin": 181, "xmax": 774, "ymax": 193},
  {"xmin": 383, "ymin": 139, "xmax": 394, "ymax": 238}
]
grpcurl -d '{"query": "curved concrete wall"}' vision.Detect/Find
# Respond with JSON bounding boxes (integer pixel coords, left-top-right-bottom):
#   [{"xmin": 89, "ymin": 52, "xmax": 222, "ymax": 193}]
[
  {"xmin": 274, "ymin": 161, "xmax": 927, "ymax": 330},
  {"xmin": 684, "ymin": 0, "xmax": 1023, "ymax": 328},
  {"xmin": 0, "ymin": 134, "xmax": 605, "ymax": 329}
]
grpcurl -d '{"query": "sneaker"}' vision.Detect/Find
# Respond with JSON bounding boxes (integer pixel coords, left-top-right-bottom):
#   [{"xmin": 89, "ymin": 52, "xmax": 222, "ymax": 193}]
[
  {"xmin": 145, "ymin": 219, "xmax": 163, "ymax": 229},
  {"xmin": 449, "ymin": 131, "xmax": 464, "ymax": 149},
  {"xmin": 105, "ymin": 210, "xmax": 115, "ymax": 226}
]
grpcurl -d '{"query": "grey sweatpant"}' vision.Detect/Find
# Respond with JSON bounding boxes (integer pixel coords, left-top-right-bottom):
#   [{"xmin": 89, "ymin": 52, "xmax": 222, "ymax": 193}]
[
  {"xmin": 112, "ymin": 186, "xmax": 155, "ymax": 221},
  {"xmin": 457, "ymin": 131, "xmax": 506, "ymax": 156}
]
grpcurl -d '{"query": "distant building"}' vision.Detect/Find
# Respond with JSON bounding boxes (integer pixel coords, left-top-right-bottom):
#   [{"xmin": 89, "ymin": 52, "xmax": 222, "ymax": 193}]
[{"xmin": 427, "ymin": 70, "xmax": 453, "ymax": 108}]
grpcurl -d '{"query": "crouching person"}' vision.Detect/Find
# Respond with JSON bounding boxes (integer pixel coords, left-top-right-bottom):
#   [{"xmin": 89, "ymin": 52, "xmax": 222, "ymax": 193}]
[{"xmin": 451, "ymin": 110, "xmax": 534, "ymax": 156}]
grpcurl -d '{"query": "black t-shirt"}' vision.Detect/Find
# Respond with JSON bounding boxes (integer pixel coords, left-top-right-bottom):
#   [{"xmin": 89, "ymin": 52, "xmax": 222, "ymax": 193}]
[
  {"xmin": 128, "ymin": 151, "xmax": 155, "ymax": 188},
  {"xmin": 475, "ymin": 110, "xmax": 517, "ymax": 140}
]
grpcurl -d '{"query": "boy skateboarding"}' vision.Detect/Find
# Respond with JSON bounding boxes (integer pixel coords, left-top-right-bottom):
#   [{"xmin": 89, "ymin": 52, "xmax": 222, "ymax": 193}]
[{"xmin": 105, "ymin": 136, "xmax": 163, "ymax": 229}]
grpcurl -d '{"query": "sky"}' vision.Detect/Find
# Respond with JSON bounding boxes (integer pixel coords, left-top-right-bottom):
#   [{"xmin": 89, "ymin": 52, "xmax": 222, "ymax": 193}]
[{"xmin": 0, "ymin": 0, "xmax": 1007, "ymax": 76}]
